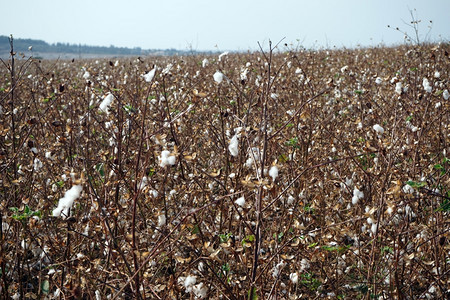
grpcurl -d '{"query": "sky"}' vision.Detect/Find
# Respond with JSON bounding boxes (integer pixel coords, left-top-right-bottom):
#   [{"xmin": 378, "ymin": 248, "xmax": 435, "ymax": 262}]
[{"xmin": 1, "ymin": 0, "xmax": 449, "ymax": 51}]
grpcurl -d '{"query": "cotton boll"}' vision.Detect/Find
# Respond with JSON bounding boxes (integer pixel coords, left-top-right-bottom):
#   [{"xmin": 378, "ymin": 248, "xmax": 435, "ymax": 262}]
[
  {"xmin": 402, "ymin": 184, "xmax": 414, "ymax": 194},
  {"xmin": 52, "ymin": 185, "xmax": 83, "ymax": 218},
  {"xmin": 235, "ymin": 196, "xmax": 245, "ymax": 207},
  {"xmin": 33, "ymin": 158, "xmax": 43, "ymax": 171},
  {"xmin": 158, "ymin": 214, "xmax": 166, "ymax": 227},
  {"xmin": 395, "ymin": 82, "xmax": 403, "ymax": 95},
  {"xmin": 371, "ymin": 223, "xmax": 378, "ymax": 235},
  {"xmin": 213, "ymin": 71, "xmax": 224, "ymax": 84},
  {"xmin": 83, "ymin": 71, "xmax": 90, "ymax": 80},
  {"xmin": 143, "ymin": 68, "xmax": 156, "ymax": 82},
  {"xmin": 352, "ymin": 187, "xmax": 364, "ymax": 205},
  {"xmin": 159, "ymin": 150, "xmax": 176, "ymax": 167},
  {"xmin": 218, "ymin": 51, "xmax": 229, "ymax": 61},
  {"xmin": 289, "ymin": 272, "xmax": 298, "ymax": 284},
  {"xmin": 443, "ymin": 89, "xmax": 449, "ymax": 100},
  {"xmin": 192, "ymin": 282, "xmax": 208, "ymax": 298},
  {"xmin": 99, "ymin": 93, "xmax": 114, "ymax": 113},
  {"xmin": 375, "ymin": 77, "xmax": 382, "ymax": 84},
  {"xmin": 202, "ymin": 58, "xmax": 209, "ymax": 68},
  {"xmin": 422, "ymin": 78, "xmax": 432, "ymax": 93},
  {"xmin": 269, "ymin": 166, "xmax": 279, "ymax": 181},
  {"xmin": 184, "ymin": 275, "xmax": 197, "ymax": 292},
  {"xmin": 373, "ymin": 124, "xmax": 384, "ymax": 135},
  {"xmin": 228, "ymin": 134, "xmax": 239, "ymax": 157}
]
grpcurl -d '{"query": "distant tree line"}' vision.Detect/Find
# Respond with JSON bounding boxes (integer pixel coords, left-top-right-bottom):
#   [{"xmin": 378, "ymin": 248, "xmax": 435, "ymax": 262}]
[{"xmin": 0, "ymin": 35, "xmax": 213, "ymax": 56}]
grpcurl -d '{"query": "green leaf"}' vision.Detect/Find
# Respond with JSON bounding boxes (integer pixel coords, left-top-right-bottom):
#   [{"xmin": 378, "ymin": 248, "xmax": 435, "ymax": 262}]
[
  {"xmin": 191, "ymin": 224, "xmax": 200, "ymax": 235},
  {"xmin": 438, "ymin": 198, "xmax": 450, "ymax": 212},
  {"xmin": 308, "ymin": 242, "xmax": 318, "ymax": 248},
  {"xmin": 406, "ymin": 181, "xmax": 426, "ymax": 189},
  {"xmin": 95, "ymin": 163, "xmax": 105, "ymax": 177},
  {"xmin": 248, "ymin": 288, "xmax": 258, "ymax": 300}
]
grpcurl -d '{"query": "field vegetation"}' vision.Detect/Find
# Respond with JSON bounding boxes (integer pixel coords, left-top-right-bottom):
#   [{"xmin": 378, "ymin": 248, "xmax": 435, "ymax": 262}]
[{"xmin": 0, "ymin": 38, "xmax": 449, "ymax": 299}]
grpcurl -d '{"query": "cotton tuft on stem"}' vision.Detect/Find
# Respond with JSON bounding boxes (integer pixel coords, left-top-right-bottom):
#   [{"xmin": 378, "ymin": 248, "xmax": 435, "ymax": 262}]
[
  {"xmin": 269, "ymin": 165, "xmax": 279, "ymax": 181},
  {"xmin": 143, "ymin": 67, "xmax": 156, "ymax": 82},
  {"xmin": 99, "ymin": 93, "xmax": 114, "ymax": 113},
  {"xmin": 159, "ymin": 150, "xmax": 176, "ymax": 167},
  {"xmin": 52, "ymin": 185, "xmax": 83, "ymax": 217},
  {"xmin": 213, "ymin": 71, "xmax": 224, "ymax": 84},
  {"xmin": 228, "ymin": 134, "xmax": 239, "ymax": 157}
]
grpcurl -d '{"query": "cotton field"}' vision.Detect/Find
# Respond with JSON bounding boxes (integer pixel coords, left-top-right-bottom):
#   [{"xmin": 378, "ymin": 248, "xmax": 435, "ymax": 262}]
[{"xmin": 0, "ymin": 43, "xmax": 449, "ymax": 299}]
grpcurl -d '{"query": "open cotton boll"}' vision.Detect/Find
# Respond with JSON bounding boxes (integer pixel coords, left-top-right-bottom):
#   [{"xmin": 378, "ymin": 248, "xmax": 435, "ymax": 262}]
[
  {"xmin": 269, "ymin": 166, "xmax": 279, "ymax": 181},
  {"xmin": 213, "ymin": 71, "xmax": 224, "ymax": 84},
  {"xmin": 192, "ymin": 282, "xmax": 208, "ymax": 298},
  {"xmin": 443, "ymin": 89, "xmax": 449, "ymax": 100},
  {"xmin": 422, "ymin": 78, "xmax": 432, "ymax": 93},
  {"xmin": 352, "ymin": 187, "xmax": 364, "ymax": 205},
  {"xmin": 159, "ymin": 150, "xmax": 176, "ymax": 167},
  {"xmin": 52, "ymin": 185, "xmax": 82, "ymax": 217},
  {"xmin": 218, "ymin": 51, "xmax": 229, "ymax": 61},
  {"xmin": 99, "ymin": 93, "xmax": 114, "ymax": 113},
  {"xmin": 184, "ymin": 275, "xmax": 197, "ymax": 292},
  {"xmin": 228, "ymin": 134, "xmax": 239, "ymax": 157},
  {"xmin": 157, "ymin": 214, "xmax": 166, "ymax": 227},
  {"xmin": 235, "ymin": 196, "xmax": 245, "ymax": 207},
  {"xmin": 82, "ymin": 71, "xmax": 90, "ymax": 80},
  {"xmin": 289, "ymin": 272, "xmax": 298, "ymax": 284},
  {"xmin": 373, "ymin": 124, "xmax": 384, "ymax": 135},
  {"xmin": 202, "ymin": 58, "xmax": 209, "ymax": 68},
  {"xmin": 375, "ymin": 77, "xmax": 382, "ymax": 84},
  {"xmin": 395, "ymin": 82, "xmax": 403, "ymax": 95},
  {"xmin": 143, "ymin": 67, "xmax": 156, "ymax": 82}
]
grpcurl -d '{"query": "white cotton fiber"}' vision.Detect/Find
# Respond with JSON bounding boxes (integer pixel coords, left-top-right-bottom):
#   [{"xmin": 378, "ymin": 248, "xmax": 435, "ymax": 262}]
[
  {"xmin": 228, "ymin": 135, "xmax": 239, "ymax": 157},
  {"xmin": 159, "ymin": 150, "xmax": 176, "ymax": 167},
  {"xmin": 143, "ymin": 68, "xmax": 156, "ymax": 82},
  {"xmin": 99, "ymin": 93, "xmax": 114, "ymax": 113},
  {"xmin": 52, "ymin": 185, "xmax": 82, "ymax": 217},
  {"xmin": 269, "ymin": 166, "xmax": 279, "ymax": 181},
  {"xmin": 213, "ymin": 71, "xmax": 224, "ymax": 84}
]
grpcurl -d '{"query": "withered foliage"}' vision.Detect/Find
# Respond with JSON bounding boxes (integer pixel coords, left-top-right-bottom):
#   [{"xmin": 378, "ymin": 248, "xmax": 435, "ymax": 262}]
[{"xmin": 0, "ymin": 43, "xmax": 449, "ymax": 299}]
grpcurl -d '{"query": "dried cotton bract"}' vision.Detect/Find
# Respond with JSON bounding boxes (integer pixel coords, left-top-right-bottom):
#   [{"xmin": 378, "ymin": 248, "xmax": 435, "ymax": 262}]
[{"xmin": 52, "ymin": 185, "xmax": 82, "ymax": 217}]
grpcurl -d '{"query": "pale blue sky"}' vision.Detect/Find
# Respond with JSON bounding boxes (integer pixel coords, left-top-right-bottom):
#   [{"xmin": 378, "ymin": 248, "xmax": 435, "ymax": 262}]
[{"xmin": 1, "ymin": 0, "xmax": 449, "ymax": 51}]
